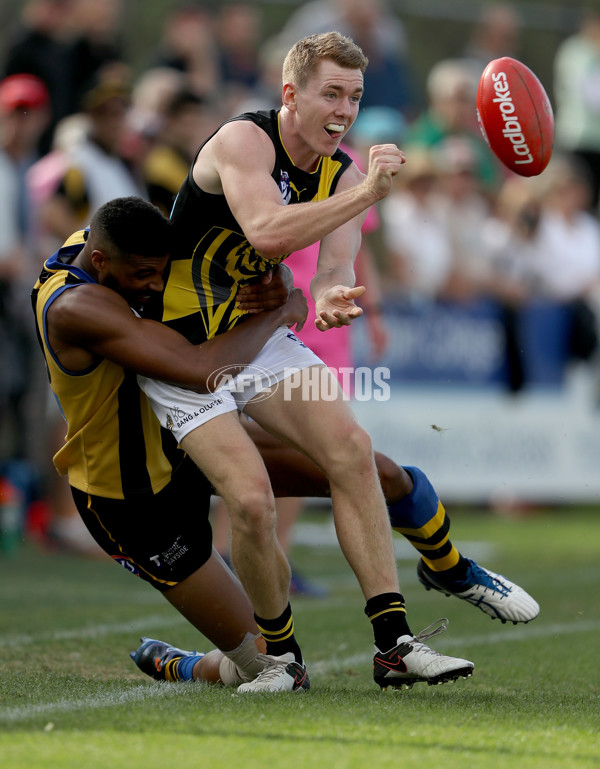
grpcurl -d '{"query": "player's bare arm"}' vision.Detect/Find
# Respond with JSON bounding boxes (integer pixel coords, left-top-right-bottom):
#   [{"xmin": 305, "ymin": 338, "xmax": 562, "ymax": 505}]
[
  {"xmin": 197, "ymin": 120, "xmax": 404, "ymax": 261},
  {"xmin": 46, "ymin": 280, "xmax": 307, "ymax": 391},
  {"xmin": 308, "ymin": 164, "xmax": 371, "ymax": 331}
]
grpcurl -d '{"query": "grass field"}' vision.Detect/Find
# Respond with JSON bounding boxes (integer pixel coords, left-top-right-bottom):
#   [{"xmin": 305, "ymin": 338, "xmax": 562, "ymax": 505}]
[{"xmin": 1, "ymin": 507, "xmax": 599, "ymax": 769}]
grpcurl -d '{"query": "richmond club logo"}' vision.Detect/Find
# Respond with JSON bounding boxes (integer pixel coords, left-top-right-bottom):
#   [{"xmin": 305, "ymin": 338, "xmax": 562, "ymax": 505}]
[{"xmin": 279, "ymin": 171, "xmax": 291, "ymax": 205}]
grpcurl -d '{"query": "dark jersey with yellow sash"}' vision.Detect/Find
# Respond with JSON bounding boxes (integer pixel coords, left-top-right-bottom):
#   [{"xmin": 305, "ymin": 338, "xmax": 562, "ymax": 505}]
[
  {"xmin": 31, "ymin": 231, "xmax": 183, "ymax": 500},
  {"xmin": 161, "ymin": 108, "xmax": 353, "ymax": 344}
]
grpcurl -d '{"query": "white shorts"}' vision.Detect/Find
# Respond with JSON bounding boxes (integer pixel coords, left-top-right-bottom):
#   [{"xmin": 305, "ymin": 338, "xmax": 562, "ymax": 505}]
[{"xmin": 138, "ymin": 326, "xmax": 324, "ymax": 443}]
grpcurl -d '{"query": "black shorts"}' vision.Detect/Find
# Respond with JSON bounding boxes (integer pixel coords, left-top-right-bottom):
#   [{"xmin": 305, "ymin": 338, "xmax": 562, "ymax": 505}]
[{"xmin": 72, "ymin": 456, "xmax": 214, "ymax": 591}]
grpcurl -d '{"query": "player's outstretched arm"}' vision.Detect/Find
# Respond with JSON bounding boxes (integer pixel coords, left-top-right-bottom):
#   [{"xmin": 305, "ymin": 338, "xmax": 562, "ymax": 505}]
[
  {"xmin": 203, "ymin": 121, "xmax": 405, "ymax": 261},
  {"xmin": 47, "ymin": 281, "xmax": 307, "ymax": 392}
]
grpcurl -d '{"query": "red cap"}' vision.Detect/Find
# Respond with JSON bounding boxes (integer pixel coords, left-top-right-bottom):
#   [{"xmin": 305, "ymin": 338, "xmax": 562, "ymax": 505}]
[{"xmin": 0, "ymin": 74, "xmax": 50, "ymax": 112}]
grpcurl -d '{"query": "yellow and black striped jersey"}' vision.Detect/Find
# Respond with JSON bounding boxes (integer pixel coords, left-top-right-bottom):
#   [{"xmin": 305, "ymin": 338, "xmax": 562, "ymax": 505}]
[
  {"xmin": 161, "ymin": 108, "xmax": 353, "ymax": 344},
  {"xmin": 31, "ymin": 231, "xmax": 183, "ymax": 499}
]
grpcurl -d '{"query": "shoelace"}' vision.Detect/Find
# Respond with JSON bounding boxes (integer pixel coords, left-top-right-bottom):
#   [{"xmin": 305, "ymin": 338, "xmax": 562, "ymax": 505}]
[
  {"xmin": 413, "ymin": 617, "xmax": 449, "ymax": 643},
  {"xmin": 407, "ymin": 618, "xmax": 449, "ymax": 657},
  {"xmin": 468, "ymin": 561, "xmax": 511, "ymax": 597}
]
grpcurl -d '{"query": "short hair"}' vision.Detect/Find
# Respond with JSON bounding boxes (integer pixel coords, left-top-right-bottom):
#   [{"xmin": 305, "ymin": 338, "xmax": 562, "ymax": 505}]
[
  {"xmin": 165, "ymin": 87, "xmax": 204, "ymax": 118},
  {"xmin": 426, "ymin": 59, "xmax": 478, "ymax": 102},
  {"xmin": 282, "ymin": 32, "xmax": 368, "ymax": 90},
  {"xmin": 90, "ymin": 197, "xmax": 172, "ymax": 260}
]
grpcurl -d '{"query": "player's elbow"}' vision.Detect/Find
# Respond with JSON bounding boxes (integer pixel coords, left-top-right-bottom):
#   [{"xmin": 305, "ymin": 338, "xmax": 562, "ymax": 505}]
[
  {"xmin": 247, "ymin": 232, "xmax": 289, "ymax": 261},
  {"xmin": 245, "ymin": 219, "xmax": 294, "ymax": 261}
]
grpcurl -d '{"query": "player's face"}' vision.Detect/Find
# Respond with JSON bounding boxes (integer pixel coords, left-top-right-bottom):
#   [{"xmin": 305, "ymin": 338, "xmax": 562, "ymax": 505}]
[
  {"xmin": 288, "ymin": 60, "xmax": 363, "ymax": 158},
  {"xmin": 103, "ymin": 253, "xmax": 169, "ymax": 308}
]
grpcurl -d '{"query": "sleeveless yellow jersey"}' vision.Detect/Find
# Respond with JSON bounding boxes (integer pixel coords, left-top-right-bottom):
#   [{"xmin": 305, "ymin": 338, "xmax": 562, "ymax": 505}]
[
  {"xmin": 32, "ymin": 231, "xmax": 182, "ymax": 499},
  {"xmin": 160, "ymin": 109, "xmax": 353, "ymax": 344}
]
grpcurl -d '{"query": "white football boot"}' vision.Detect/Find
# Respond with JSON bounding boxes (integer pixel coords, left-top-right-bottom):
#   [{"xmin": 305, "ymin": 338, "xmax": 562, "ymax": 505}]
[
  {"xmin": 417, "ymin": 558, "xmax": 540, "ymax": 624},
  {"xmin": 373, "ymin": 618, "xmax": 474, "ymax": 690}
]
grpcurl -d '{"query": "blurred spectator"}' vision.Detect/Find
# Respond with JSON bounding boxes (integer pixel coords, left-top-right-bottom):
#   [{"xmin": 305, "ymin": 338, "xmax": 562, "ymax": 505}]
[
  {"xmin": 484, "ymin": 155, "xmax": 600, "ymax": 373},
  {"xmin": 530, "ymin": 154, "xmax": 600, "ymax": 311},
  {"xmin": 3, "ymin": 0, "xmax": 77, "ymax": 153},
  {"xmin": 142, "ymin": 87, "xmax": 207, "ymax": 216},
  {"xmin": 234, "ymin": 35, "xmax": 291, "ymax": 113},
  {"xmin": 130, "ymin": 66, "xmax": 188, "ymax": 137},
  {"xmin": 39, "ymin": 75, "xmax": 146, "ymax": 244},
  {"xmin": 380, "ymin": 147, "xmax": 452, "ymax": 300},
  {"xmin": 279, "ymin": 0, "xmax": 420, "ymax": 116},
  {"xmin": 215, "ymin": 4, "xmax": 262, "ymax": 95},
  {"xmin": 482, "ymin": 175, "xmax": 543, "ymax": 290},
  {"xmin": 432, "ymin": 136, "xmax": 514, "ymax": 304},
  {"xmin": 68, "ymin": 0, "xmax": 124, "ymax": 79},
  {"xmin": 2, "ymin": 0, "xmax": 124, "ymax": 154},
  {"xmin": 150, "ymin": 5, "xmax": 219, "ymax": 100},
  {"xmin": 381, "ymin": 138, "xmax": 524, "ymax": 306},
  {"xmin": 404, "ymin": 58, "xmax": 501, "ymax": 194},
  {"xmin": 553, "ymin": 10, "xmax": 600, "ymax": 209},
  {"xmin": 461, "ymin": 3, "xmax": 522, "ymax": 78},
  {"xmin": 27, "ymin": 114, "xmax": 89, "ymax": 262},
  {"xmin": 0, "ymin": 73, "xmax": 52, "ymax": 531}
]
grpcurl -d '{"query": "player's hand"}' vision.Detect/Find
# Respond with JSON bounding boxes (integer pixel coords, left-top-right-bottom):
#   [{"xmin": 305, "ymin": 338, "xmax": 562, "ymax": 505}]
[
  {"xmin": 365, "ymin": 144, "xmax": 406, "ymax": 200},
  {"xmin": 315, "ymin": 285, "xmax": 366, "ymax": 331},
  {"xmin": 235, "ymin": 264, "xmax": 293, "ymax": 313},
  {"xmin": 279, "ymin": 287, "xmax": 308, "ymax": 331}
]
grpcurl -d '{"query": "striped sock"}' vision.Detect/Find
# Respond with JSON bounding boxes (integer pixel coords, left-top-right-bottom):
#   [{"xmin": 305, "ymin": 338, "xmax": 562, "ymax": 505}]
[
  {"xmin": 365, "ymin": 592, "xmax": 411, "ymax": 652},
  {"xmin": 388, "ymin": 466, "xmax": 465, "ymax": 573},
  {"xmin": 163, "ymin": 653, "xmax": 204, "ymax": 682},
  {"xmin": 255, "ymin": 603, "xmax": 303, "ymax": 663}
]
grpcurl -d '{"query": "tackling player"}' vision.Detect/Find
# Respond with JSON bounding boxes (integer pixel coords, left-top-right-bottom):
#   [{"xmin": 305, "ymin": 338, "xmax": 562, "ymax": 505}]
[{"xmin": 32, "ymin": 196, "xmax": 537, "ymax": 692}]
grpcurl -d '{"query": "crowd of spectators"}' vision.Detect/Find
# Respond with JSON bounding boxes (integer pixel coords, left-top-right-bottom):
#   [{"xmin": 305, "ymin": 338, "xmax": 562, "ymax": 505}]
[{"xmin": 1, "ymin": 0, "xmax": 600, "ymax": 553}]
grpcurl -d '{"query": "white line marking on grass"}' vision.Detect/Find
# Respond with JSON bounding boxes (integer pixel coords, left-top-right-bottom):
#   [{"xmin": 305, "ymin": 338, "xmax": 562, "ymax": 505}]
[
  {"xmin": 1, "ymin": 600, "xmax": 356, "ymax": 649},
  {"xmin": 0, "ymin": 614, "xmax": 188, "ymax": 648},
  {"xmin": 435, "ymin": 619, "xmax": 600, "ymax": 648},
  {"xmin": 0, "ymin": 683, "xmax": 186, "ymax": 724},
  {"xmin": 2, "ymin": 619, "xmax": 598, "ymax": 724}
]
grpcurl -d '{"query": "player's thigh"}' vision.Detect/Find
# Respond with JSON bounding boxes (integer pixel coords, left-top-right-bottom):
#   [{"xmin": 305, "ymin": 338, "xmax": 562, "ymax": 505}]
[
  {"xmin": 244, "ymin": 365, "xmax": 371, "ymax": 470},
  {"xmin": 180, "ymin": 410, "xmax": 272, "ymax": 503},
  {"xmin": 242, "ymin": 414, "xmax": 330, "ymax": 498}
]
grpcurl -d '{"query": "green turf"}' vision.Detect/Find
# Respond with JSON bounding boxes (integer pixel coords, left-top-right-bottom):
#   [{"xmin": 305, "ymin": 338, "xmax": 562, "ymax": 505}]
[{"xmin": 1, "ymin": 509, "xmax": 599, "ymax": 769}]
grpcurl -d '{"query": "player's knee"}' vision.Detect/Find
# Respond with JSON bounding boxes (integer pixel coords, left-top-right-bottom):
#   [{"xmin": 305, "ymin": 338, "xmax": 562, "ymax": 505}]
[
  {"xmin": 326, "ymin": 422, "xmax": 375, "ymax": 479},
  {"xmin": 229, "ymin": 482, "xmax": 276, "ymax": 538}
]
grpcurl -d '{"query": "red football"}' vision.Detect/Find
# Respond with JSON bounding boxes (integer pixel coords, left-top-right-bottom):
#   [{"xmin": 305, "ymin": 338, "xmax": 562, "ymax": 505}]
[{"xmin": 477, "ymin": 56, "xmax": 554, "ymax": 177}]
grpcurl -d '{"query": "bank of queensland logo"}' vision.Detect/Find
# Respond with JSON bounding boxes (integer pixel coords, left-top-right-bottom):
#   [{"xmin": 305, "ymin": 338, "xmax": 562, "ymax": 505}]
[
  {"xmin": 279, "ymin": 171, "xmax": 291, "ymax": 205},
  {"xmin": 208, "ymin": 363, "xmax": 279, "ymax": 403}
]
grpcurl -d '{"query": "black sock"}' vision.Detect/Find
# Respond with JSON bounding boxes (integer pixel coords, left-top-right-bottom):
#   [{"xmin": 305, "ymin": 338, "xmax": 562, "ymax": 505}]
[
  {"xmin": 255, "ymin": 603, "xmax": 303, "ymax": 664},
  {"xmin": 365, "ymin": 592, "xmax": 411, "ymax": 652},
  {"xmin": 435, "ymin": 556, "xmax": 470, "ymax": 584}
]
